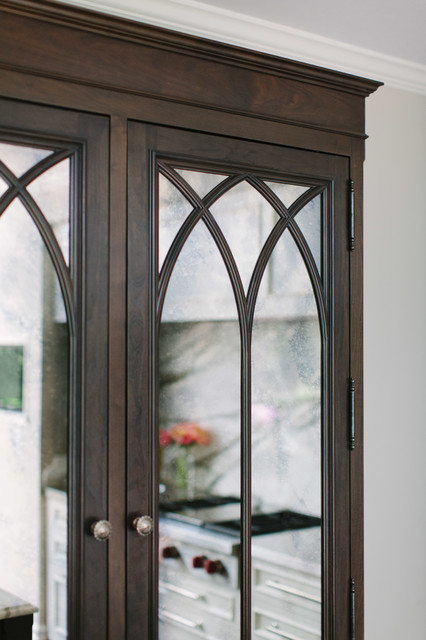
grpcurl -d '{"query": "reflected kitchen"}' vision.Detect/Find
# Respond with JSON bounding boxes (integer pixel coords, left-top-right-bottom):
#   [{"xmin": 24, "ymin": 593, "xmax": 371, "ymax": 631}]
[
  {"xmin": 158, "ymin": 244, "xmax": 322, "ymax": 640},
  {"xmin": 157, "ymin": 170, "xmax": 323, "ymax": 639}
]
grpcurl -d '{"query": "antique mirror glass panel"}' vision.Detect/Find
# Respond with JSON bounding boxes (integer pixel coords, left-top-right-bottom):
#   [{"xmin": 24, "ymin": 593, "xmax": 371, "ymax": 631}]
[
  {"xmin": 157, "ymin": 165, "xmax": 325, "ymax": 639},
  {"xmin": 0, "ymin": 141, "xmax": 72, "ymax": 640},
  {"xmin": 251, "ymin": 219, "xmax": 323, "ymax": 639},
  {"xmin": 158, "ymin": 168, "xmax": 241, "ymax": 639}
]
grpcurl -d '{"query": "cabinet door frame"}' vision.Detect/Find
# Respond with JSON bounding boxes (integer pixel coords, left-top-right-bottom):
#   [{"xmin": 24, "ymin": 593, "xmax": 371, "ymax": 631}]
[
  {"xmin": 127, "ymin": 121, "xmax": 351, "ymax": 639},
  {"xmin": 0, "ymin": 98, "xmax": 110, "ymax": 639}
]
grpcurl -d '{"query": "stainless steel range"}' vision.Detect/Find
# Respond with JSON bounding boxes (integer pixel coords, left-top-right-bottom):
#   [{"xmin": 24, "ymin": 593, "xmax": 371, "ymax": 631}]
[{"xmin": 159, "ymin": 497, "xmax": 321, "ymax": 640}]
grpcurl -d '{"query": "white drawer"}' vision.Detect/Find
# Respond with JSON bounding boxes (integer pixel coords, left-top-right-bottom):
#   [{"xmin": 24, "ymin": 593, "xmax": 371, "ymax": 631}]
[
  {"xmin": 253, "ymin": 562, "xmax": 321, "ymax": 602},
  {"xmin": 253, "ymin": 609, "xmax": 321, "ymax": 640},
  {"xmin": 159, "ymin": 577, "xmax": 237, "ymax": 621},
  {"xmin": 159, "ymin": 602, "xmax": 240, "ymax": 640},
  {"xmin": 253, "ymin": 560, "xmax": 321, "ymax": 634},
  {"xmin": 159, "ymin": 613, "xmax": 216, "ymax": 640}
]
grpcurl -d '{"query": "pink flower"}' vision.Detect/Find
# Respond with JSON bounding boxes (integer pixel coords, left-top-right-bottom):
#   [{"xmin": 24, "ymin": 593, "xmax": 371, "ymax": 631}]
[
  {"xmin": 177, "ymin": 433, "xmax": 195, "ymax": 446},
  {"xmin": 159, "ymin": 429, "xmax": 172, "ymax": 447},
  {"xmin": 160, "ymin": 422, "xmax": 211, "ymax": 447},
  {"xmin": 252, "ymin": 403, "xmax": 277, "ymax": 427}
]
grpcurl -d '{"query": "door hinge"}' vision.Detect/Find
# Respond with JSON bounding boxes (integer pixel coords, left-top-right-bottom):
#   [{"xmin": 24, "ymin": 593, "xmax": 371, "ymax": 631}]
[
  {"xmin": 350, "ymin": 578, "xmax": 356, "ymax": 640},
  {"xmin": 348, "ymin": 179, "xmax": 355, "ymax": 250},
  {"xmin": 349, "ymin": 377, "xmax": 355, "ymax": 450}
]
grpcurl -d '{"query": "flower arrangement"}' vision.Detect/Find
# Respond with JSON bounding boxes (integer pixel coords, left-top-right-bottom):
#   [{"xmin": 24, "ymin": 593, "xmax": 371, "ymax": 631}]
[
  {"xmin": 159, "ymin": 422, "xmax": 211, "ymax": 448},
  {"xmin": 159, "ymin": 422, "xmax": 211, "ymax": 499}
]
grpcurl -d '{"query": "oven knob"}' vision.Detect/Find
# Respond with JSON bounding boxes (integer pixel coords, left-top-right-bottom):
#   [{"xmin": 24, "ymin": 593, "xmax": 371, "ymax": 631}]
[
  {"xmin": 192, "ymin": 555, "xmax": 206, "ymax": 568},
  {"xmin": 162, "ymin": 545, "xmax": 180, "ymax": 559},
  {"xmin": 204, "ymin": 559, "xmax": 223, "ymax": 574}
]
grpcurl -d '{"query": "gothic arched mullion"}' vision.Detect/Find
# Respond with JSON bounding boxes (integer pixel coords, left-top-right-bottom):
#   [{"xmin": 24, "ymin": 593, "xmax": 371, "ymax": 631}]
[
  {"xmin": 156, "ymin": 163, "xmax": 253, "ymax": 634},
  {"xmin": 287, "ymin": 187, "xmax": 328, "ymax": 341},
  {"xmin": 157, "ymin": 164, "xmax": 246, "ymax": 324},
  {"xmin": 0, "ymin": 158, "xmax": 76, "ymax": 337},
  {"xmin": 288, "ymin": 216, "xmax": 327, "ymax": 336},
  {"xmin": 0, "ymin": 148, "xmax": 73, "ymax": 217},
  {"xmin": 21, "ymin": 189, "xmax": 75, "ymax": 338},
  {"xmin": 246, "ymin": 215, "xmax": 288, "ymax": 327},
  {"xmin": 246, "ymin": 215, "xmax": 327, "ymax": 340},
  {"xmin": 246, "ymin": 178, "xmax": 327, "ymax": 340}
]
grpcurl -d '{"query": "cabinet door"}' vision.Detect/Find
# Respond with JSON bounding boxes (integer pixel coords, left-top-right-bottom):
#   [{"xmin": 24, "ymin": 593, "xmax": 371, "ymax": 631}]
[
  {"xmin": 0, "ymin": 99, "xmax": 109, "ymax": 639},
  {"xmin": 127, "ymin": 123, "xmax": 351, "ymax": 640}
]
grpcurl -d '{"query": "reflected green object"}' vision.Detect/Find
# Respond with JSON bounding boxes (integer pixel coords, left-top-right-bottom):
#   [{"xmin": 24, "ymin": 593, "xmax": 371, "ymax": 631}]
[{"xmin": 0, "ymin": 346, "xmax": 23, "ymax": 411}]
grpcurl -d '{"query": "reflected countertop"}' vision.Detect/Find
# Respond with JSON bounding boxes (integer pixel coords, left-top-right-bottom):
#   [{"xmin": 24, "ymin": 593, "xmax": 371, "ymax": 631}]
[
  {"xmin": 0, "ymin": 589, "xmax": 38, "ymax": 620},
  {"xmin": 251, "ymin": 526, "xmax": 321, "ymax": 576}
]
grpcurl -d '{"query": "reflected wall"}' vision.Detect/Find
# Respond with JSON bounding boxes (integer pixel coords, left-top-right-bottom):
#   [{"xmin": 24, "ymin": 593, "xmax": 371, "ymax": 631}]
[{"xmin": 0, "ymin": 141, "xmax": 73, "ymax": 640}]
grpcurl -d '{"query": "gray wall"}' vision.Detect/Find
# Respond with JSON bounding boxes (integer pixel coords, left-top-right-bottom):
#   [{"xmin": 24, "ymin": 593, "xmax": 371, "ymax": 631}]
[{"xmin": 364, "ymin": 85, "xmax": 426, "ymax": 639}]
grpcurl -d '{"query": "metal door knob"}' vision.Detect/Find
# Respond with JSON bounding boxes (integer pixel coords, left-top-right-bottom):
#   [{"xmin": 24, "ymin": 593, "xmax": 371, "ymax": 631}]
[
  {"xmin": 133, "ymin": 515, "xmax": 153, "ymax": 536},
  {"xmin": 91, "ymin": 520, "xmax": 112, "ymax": 541}
]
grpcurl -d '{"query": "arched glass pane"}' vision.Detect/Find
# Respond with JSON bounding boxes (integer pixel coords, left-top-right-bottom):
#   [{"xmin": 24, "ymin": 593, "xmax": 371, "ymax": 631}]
[
  {"xmin": 159, "ymin": 174, "xmax": 193, "ymax": 270},
  {"xmin": 27, "ymin": 158, "xmax": 71, "ymax": 266},
  {"xmin": 265, "ymin": 180, "xmax": 309, "ymax": 208},
  {"xmin": 175, "ymin": 168, "xmax": 228, "ymax": 198},
  {"xmin": 251, "ymin": 228, "xmax": 322, "ymax": 639},
  {"xmin": 0, "ymin": 142, "xmax": 53, "ymax": 178},
  {"xmin": 0, "ymin": 198, "xmax": 69, "ymax": 638},
  {"xmin": 161, "ymin": 220, "xmax": 238, "ymax": 322},
  {"xmin": 159, "ymin": 221, "xmax": 241, "ymax": 640},
  {"xmin": 210, "ymin": 181, "xmax": 279, "ymax": 292},
  {"xmin": 295, "ymin": 194, "xmax": 322, "ymax": 276},
  {"xmin": 256, "ymin": 229, "xmax": 317, "ymax": 319}
]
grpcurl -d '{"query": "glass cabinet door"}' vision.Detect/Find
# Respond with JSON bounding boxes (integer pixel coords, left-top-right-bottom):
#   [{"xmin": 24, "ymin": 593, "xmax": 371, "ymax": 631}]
[
  {"xmin": 1, "ymin": 101, "xmax": 353, "ymax": 640},
  {"xmin": 127, "ymin": 123, "xmax": 351, "ymax": 640},
  {"xmin": 0, "ymin": 100, "xmax": 109, "ymax": 640}
]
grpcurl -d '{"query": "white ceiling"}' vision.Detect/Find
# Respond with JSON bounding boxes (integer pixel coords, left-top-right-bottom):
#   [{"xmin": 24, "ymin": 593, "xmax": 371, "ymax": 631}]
[{"xmin": 195, "ymin": 0, "xmax": 426, "ymax": 65}]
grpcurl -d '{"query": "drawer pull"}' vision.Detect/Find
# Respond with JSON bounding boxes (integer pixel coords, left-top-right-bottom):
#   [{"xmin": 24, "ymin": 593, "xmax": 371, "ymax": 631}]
[
  {"xmin": 159, "ymin": 609, "xmax": 202, "ymax": 629},
  {"xmin": 265, "ymin": 579, "xmax": 321, "ymax": 604},
  {"xmin": 159, "ymin": 580, "xmax": 203, "ymax": 601},
  {"xmin": 265, "ymin": 624, "xmax": 304, "ymax": 640}
]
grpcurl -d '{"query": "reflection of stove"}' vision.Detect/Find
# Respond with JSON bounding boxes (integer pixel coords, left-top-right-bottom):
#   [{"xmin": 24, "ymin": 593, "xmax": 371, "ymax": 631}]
[
  {"xmin": 159, "ymin": 496, "xmax": 320, "ymax": 536},
  {"xmin": 158, "ymin": 497, "xmax": 321, "ymax": 639}
]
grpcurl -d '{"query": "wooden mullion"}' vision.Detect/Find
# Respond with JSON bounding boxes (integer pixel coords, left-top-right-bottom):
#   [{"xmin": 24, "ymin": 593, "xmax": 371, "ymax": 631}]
[{"xmin": 108, "ymin": 115, "xmax": 127, "ymax": 640}]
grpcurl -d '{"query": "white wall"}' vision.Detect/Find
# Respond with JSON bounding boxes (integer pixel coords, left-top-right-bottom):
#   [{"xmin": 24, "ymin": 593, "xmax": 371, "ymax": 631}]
[{"xmin": 364, "ymin": 86, "xmax": 426, "ymax": 639}]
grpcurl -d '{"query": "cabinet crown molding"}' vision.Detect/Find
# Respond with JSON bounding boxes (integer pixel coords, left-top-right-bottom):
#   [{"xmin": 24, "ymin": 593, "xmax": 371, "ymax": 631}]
[
  {"xmin": 63, "ymin": 0, "xmax": 426, "ymax": 95},
  {"xmin": 2, "ymin": 0, "xmax": 382, "ymax": 98}
]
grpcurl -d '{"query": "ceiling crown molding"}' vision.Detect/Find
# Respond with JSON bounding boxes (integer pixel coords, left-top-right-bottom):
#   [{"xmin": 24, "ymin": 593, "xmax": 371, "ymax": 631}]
[{"xmin": 58, "ymin": 0, "xmax": 426, "ymax": 95}]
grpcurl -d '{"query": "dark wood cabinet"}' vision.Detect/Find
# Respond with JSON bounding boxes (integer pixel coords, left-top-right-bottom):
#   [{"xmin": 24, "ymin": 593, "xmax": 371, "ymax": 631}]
[{"xmin": 0, "ymin": 2, "xmax": 380, "ymax": 639}]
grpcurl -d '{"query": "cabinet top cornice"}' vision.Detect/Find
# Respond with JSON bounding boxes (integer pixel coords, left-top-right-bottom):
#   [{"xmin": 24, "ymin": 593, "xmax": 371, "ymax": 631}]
[{"xmin": 2, "ymin": 0, "xmax": 382, "ymax": 98}]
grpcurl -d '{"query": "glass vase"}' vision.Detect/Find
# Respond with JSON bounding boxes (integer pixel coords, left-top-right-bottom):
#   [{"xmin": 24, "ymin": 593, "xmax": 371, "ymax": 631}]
[{"xmin": 174, "ymin": 447, "xmax": 195, "ymax": 501}]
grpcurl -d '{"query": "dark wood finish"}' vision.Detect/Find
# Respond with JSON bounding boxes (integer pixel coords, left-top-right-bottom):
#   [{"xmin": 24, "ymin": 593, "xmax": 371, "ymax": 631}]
[
  {"xmin": 0, "ymin": 614, "xmax": 34, "ymax": 640},
  {"xmin": 0, "ymin": 66, "xmax": 357, "ymax": 157},
  {"xmin": 128, "ymin": 124, "xmax": 351, "ymax": 639},
  {"xmin": 0, "ymin": 1, "xmax": 380, "ymax": 138},
  {"xmin": 0, "ymin": 98, "xmax": 110, "ymax": 639},
  {"xmin": 0, "ymin": 1, "xmax": 381, "ymax": 638},
  {"xmin": 349, "ymin": 136, "xmax": 366, "ymax": 638},
  {"xmin": 126, "ymin": 122, "xmax": 157, "ymax": 640},
  {"xmin": 108, "ymin": 116, "xmax": 128, "ymax": 640}
]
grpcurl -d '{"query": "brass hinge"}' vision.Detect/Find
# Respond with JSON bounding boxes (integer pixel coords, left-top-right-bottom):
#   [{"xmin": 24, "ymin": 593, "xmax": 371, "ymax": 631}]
[
  {"xmin": 349, "ymin": 377, "xmax": 355, "ymax": 450},
  {"xmin": 350, "ymin": 578, "xmax": 356, "ymax": 640},
  {"xmin": 348, "ymin": 179, "xmax": 355, "ymax": 250}
]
